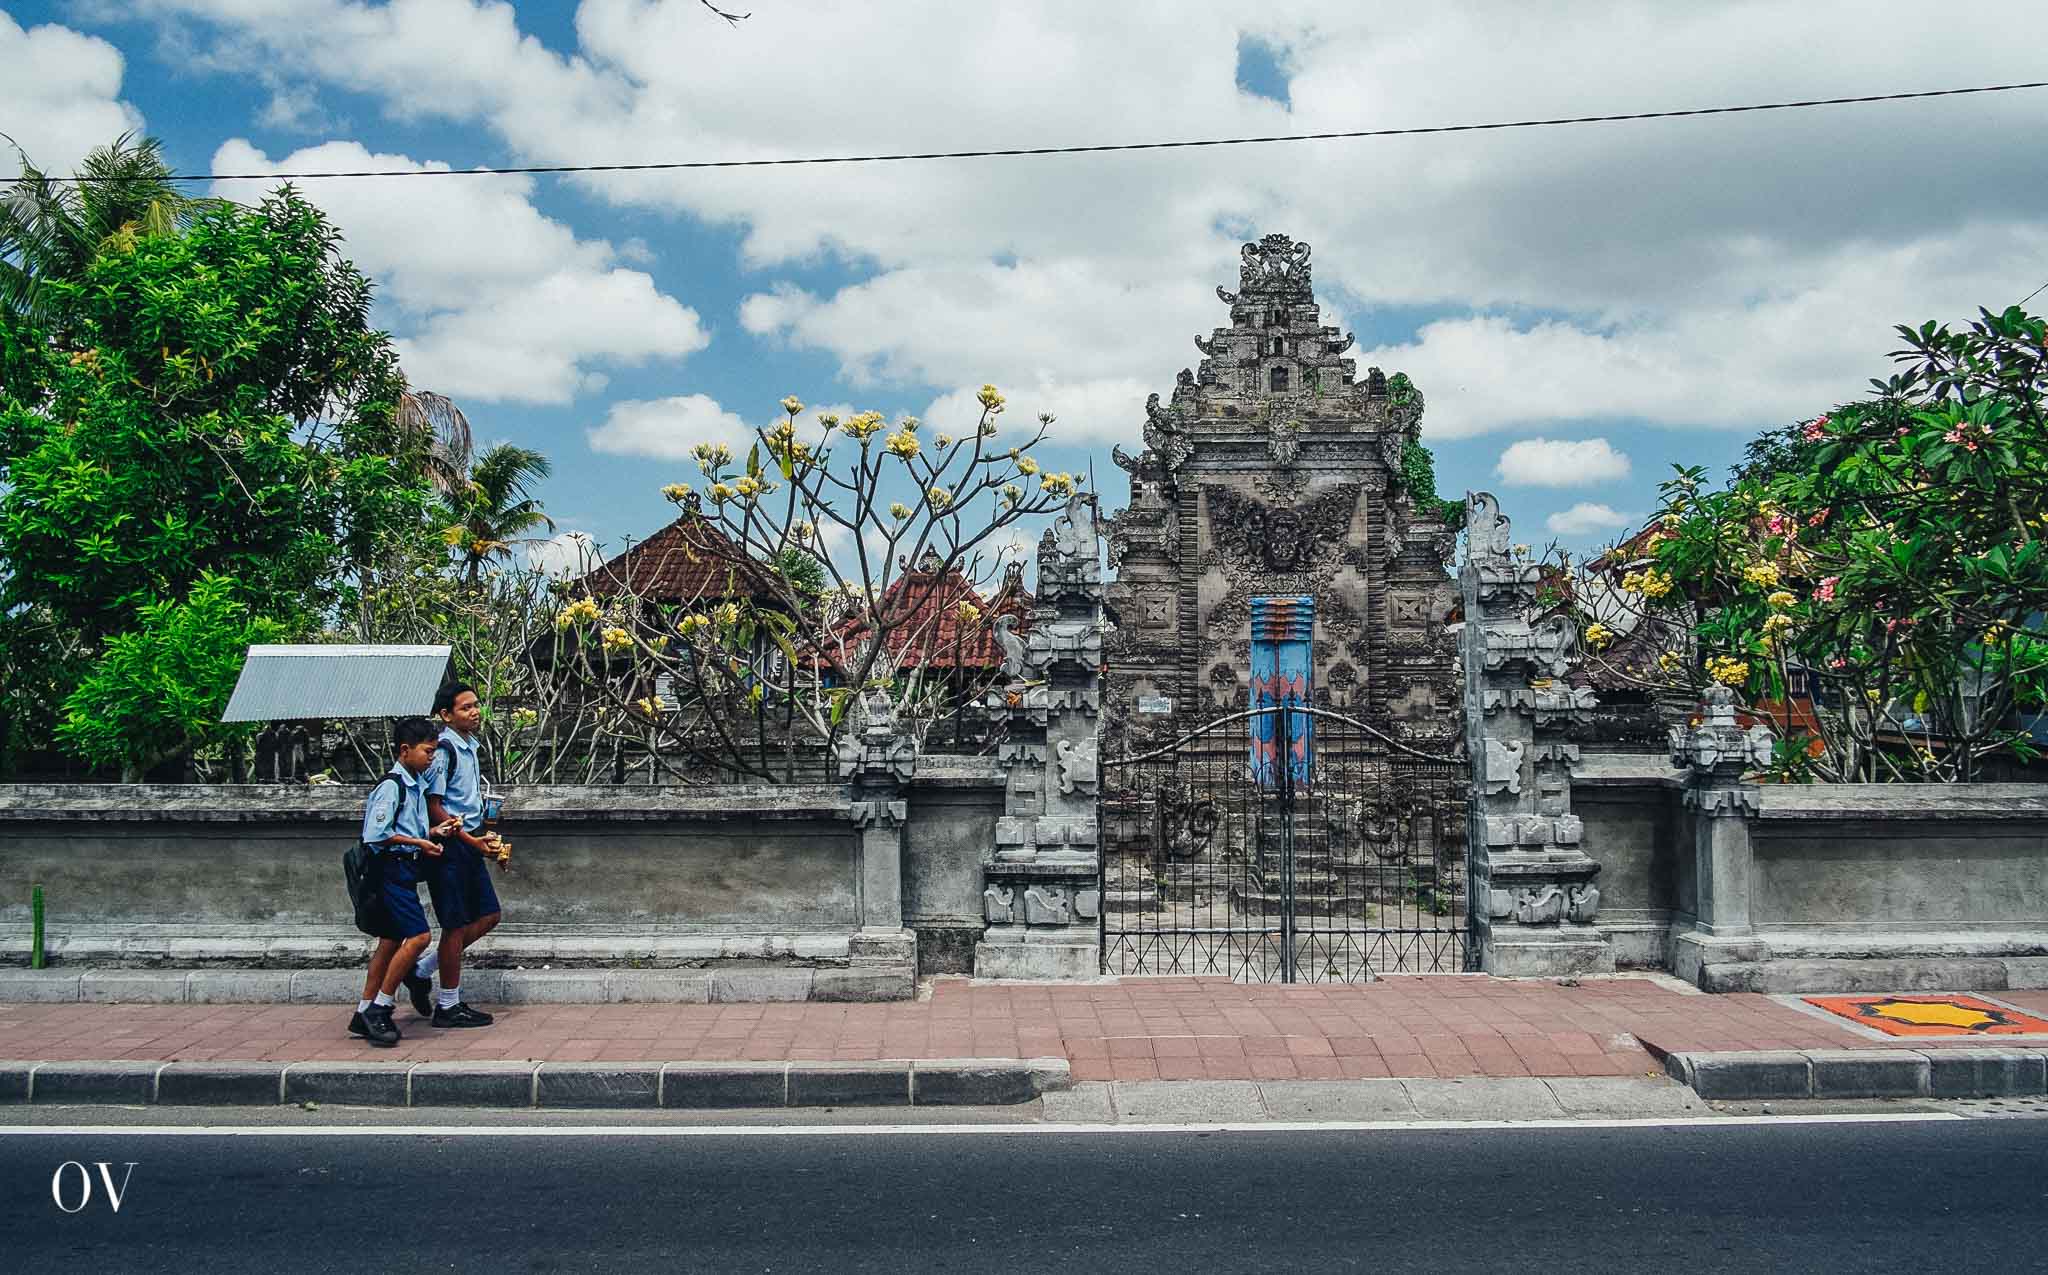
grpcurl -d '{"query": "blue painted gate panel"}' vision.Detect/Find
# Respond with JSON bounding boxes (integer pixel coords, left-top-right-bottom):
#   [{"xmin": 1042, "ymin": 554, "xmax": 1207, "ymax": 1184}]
[{"xmin": 1249, "ymin": 595, "xmax": 1314, "ymax": 788}]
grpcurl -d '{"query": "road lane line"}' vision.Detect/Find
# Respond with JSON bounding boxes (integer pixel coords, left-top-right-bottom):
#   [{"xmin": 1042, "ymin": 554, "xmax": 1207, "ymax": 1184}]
[{"xmin": 0, "ymin": 1111, "xmax": 1968, "ymax": 1138}]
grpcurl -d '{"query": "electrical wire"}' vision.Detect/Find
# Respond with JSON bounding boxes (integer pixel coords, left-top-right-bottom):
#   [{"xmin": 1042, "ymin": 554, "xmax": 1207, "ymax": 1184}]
[{"xmin": 16, "ymin": 79, "xmax": 2048, "ymax": 184}]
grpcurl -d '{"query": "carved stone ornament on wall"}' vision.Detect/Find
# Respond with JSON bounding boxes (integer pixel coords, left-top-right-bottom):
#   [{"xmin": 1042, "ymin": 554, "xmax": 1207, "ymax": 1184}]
[{"xmin": 1204, "ymin": 484, "xmax": 1358, "ymax": 576}]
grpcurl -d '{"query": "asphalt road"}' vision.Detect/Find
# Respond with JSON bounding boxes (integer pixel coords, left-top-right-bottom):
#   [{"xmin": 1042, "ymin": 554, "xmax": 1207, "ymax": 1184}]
[{"xmin": 4, "ymin": 1116, "xmax": 2044, "ymax": 1273}]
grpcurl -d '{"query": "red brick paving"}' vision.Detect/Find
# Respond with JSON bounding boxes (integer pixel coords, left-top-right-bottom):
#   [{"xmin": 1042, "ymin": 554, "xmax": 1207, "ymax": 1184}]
[{"xmin": 3, "ymin": 976, "xmax": 2045, "ymax": 1080}]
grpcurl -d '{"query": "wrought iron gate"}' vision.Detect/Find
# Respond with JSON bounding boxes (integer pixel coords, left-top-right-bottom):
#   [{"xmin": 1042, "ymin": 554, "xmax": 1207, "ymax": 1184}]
[{"xmin": 1099, "ymin": 706, "xmax": 1468, "ymax": 982}]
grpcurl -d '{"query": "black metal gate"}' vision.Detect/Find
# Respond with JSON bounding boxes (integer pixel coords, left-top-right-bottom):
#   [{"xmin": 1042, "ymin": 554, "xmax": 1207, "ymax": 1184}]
[{"xmin": 1099, "ymin": 706, "xmax": 1468, "ymax": 981}]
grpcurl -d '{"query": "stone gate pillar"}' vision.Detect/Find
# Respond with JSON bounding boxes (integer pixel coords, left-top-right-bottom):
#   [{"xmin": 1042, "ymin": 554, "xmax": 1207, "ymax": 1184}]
[
  {"xmin": 976, "ymin": 493, "xmax": 1105, "ymax": 979},
  {"xmin": 834, "ymin": 685, "xmax": 916, "ymax": 934},
  {"xmin": 1668, "ymin": 686, "xmax": 1775, "ymax": 986},
  {"xmin": 1460, "ymin": 492, "xmax": 1611, "ymax": 976}
]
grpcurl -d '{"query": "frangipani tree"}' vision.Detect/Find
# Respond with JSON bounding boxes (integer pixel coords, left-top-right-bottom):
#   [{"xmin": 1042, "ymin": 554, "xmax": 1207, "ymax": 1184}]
[
  {"xmin": 550, "ymin": 386, "xmax": 1084, "ymax": 781},
  {"xmin": 1561, "ymin": 305, "xmax": 2048, "ymax": 783}
]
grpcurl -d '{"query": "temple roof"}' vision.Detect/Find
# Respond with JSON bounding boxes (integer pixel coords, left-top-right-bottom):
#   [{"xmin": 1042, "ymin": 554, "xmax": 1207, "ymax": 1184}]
[
  {"xmin": 829, "ymin": 555, "xmax": 1034, "ymax": 674},
  {"xmin": 575, "ymin": 512, "xmax": 778, "ymax": 605}
]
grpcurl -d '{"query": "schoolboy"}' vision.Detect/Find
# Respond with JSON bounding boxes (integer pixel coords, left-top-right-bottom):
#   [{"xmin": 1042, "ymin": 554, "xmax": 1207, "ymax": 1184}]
[
  {"xmin": 407, "ymin": 682, "xmax": 501, "ymax": 1028},
  {"xmin": 351, "ymin": 717, "xmax": 459, "ymax": 1048}
]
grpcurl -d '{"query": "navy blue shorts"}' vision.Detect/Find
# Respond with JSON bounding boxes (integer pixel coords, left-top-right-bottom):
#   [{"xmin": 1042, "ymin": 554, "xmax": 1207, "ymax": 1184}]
[
  {"xmin": 372, "ymin": 858, "xmax": 430, "ymax": 941},
  {"xmin": 423, "ymin": 839, "xmax": 502, "ymax": 931}
]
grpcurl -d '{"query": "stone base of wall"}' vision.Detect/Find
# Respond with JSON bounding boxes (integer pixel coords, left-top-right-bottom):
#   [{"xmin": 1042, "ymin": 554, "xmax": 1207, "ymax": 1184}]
[
  {"xmin": 1477, "ymin": 923, "xmax": 1615, "ymax": 978},
  {"xmin": 1675, "ymin": 927, "xmax": 2048, "ymax": 994},
  {"xmin": 0, "ymin": 962, "xmax": 919, "ymax": 1004},
  {"xmin": 914, "ymin": 926, "xmax": 980, "ymax": 976},
  {"xmin": 974, "ymin": 928, "xmax": 1100, "ymax": 981}
]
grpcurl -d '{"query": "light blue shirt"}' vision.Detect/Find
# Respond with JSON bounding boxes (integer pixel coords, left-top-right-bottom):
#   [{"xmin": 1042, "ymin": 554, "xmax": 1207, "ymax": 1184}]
[
  {"xmin": 360, "ymin": 763, "xmax": 428, "ymax": 853},
  {"xmin": 427, "ymin": 727, "xmax": 485, "ymax": 831}
]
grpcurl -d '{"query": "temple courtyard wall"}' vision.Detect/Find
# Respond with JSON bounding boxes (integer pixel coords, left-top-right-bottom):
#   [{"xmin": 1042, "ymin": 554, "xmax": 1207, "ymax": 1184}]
[
  {"xmin": 0, "ymin": 760, "xmax": 1007, "ymax": 1001},
  {"xmin": 1574, "ymin": 753, "xmax": 2048, "ymax": 991}
]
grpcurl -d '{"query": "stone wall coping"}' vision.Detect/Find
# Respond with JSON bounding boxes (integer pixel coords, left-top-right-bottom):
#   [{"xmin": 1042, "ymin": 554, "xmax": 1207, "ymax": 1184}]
[
  {"xmin": 0, "ymin": 782, "xmax": 864, "ymax": 823},
  {"xmin": 1758, "ymin": 782, "xmax": 2048, "ymax": 822},
  {"xmin": 1572, "ymin": 754, "xmax": 2048, "ymax": 822}
]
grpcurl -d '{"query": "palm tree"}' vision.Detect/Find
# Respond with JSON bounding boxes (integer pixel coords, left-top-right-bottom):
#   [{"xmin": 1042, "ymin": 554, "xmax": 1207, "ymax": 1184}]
[
  {"xmin": 395, "ymin": 388, "xmax": 477, "ymax": 499},
  {"xmin": 445, "ymin": 443, "xmax": 556, "ymax": 585},
  {"xmin": 0, "ymin": 132, "xmax": 218, "ymax": 324}
]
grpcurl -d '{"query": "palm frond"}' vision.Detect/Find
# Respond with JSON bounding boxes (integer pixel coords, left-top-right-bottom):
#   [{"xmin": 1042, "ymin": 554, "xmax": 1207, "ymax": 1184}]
[{"xmin": 394, "ymin": 387, "xmax": 475, "ymax": 496}]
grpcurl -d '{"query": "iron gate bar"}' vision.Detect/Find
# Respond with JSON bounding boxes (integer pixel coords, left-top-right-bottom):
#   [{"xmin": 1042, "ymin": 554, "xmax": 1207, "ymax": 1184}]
[{"xmin": 1099, "ymin": 705, "xmax": 1467, "ymax": 983}]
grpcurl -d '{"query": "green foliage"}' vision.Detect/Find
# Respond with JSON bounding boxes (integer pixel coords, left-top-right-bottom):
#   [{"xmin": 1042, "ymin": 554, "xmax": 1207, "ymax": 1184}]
[
  {"xmin": 0, "ymin": 166, "xmax": 437, "ymax": 775},
  {"xmin": 0, "ymin": 186, "xmax": 422, "ymax": 638},
  {"xmin": 1396, "ymin": 439, "xmax": 1465, "ymax": 528},
  {"xmin": 442, "ymin": 442, "xmax": 556, "ymax": 584},
  {"xmin": 772, "ymin": 546, "xmax": 827, "ymax": 597},
  {"xmin": 55, "ymin": 574, "xmax": 284, "ymax": 779},
  {"xmin": 1615, "ymin": 304, "xmax": 2048, "ymax": 781},
  {"xmin": 0, "ymin": 132, "xmax": 222, "ymax": 327}
]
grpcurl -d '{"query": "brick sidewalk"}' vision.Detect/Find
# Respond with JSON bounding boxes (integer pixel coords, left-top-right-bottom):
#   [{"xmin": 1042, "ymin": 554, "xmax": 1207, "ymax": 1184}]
[{"xmin": 4, "ymin": 975, "xmax": 2044, "ymax": 1081}]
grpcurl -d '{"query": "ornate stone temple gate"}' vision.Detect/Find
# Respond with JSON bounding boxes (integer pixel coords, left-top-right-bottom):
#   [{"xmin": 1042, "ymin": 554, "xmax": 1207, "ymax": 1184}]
[
  {"xmin": 1094, "ymin": 234, "xmax": 1469, "ymax": 980},
  {"xmin": 1098, "ymin": 704, "xmax": 1467, "ymax": 982}
]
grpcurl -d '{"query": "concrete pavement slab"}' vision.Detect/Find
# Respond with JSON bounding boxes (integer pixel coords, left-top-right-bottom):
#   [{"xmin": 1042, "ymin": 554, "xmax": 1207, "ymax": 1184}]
[
  {"xmin": 1924, "ymin": 1048, "xmax": 2048, "ymax": 1098},
  {"xmin": 1542, "ymin": 1076, "xmax": 1705, "ymax": 1117},
  {"xmin": 34, "ymin": 1061, "xmax": 160, "ymax": 1105},
  {"xmin": 282, "ymin": 1062, "xmax": 412, "ymax": 1107},
  {"xmin": 660, "ymin": 1062, "xmax": 787, "ymax": 1109},
  {"xmin": 1403, "ymin": 1077, "xmax": 1567, "ymax": 1120},
  {"xmin": 157, "ymin": 1062, "xmax": 284, "ymax": 1106},
  {"xmin": 536, "ymin": 1063, "xmax": 661, "ymax": 1108},
  {"xmin": 1111, "ymin": 1080, "xmax": 1266, "ymax": 1123},
  {"xmin": 1258, "ymin": 1079, "xmax": 1418, "ymax": 1120},
  {"xmin": 411, "ymin": 1061, "xmax": 537, "ymax": 1107},
  {"xmin": 788, "ymin": 1061, "xmax": 911, "ymax": 1107}
]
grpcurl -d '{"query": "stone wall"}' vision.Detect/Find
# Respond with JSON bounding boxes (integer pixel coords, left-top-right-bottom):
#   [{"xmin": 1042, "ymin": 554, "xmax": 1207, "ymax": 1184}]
[
  {"xmin": 0, "ymin": 771, "xmax": 1006, "ymax": 991},
  {"xmin": 1563, "ymin": 753, "xmax": 2048, "ymax": 990}
]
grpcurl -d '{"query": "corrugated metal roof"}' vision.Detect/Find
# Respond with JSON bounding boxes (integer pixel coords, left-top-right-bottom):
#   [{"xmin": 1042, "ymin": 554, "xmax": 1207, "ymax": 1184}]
[{"xmin": 221, "ymin": 645, "xmax": 453, "ymax": 721}]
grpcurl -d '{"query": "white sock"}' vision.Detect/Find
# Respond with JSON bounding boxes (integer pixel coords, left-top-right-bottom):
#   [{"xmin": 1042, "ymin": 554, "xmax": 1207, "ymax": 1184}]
[
  {"xmin": 356, "ymin": 999, "xmax": 372, "ymax": 1013},
  {"xmin": 373, "ymin": 991, "xmax": 395, "ymax": 1008},
  {"xmin": 436, "ymin": 986, "xmax": 462, "ymax": 1010},
  {"xmin": 414, "ymin": 949, "xmax": 440, "ymax": 979}
]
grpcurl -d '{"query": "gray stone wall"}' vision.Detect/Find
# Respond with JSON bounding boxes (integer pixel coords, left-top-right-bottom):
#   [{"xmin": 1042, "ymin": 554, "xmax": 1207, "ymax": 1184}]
[
  {"xmin": 1557, "ymin": 757, "xmax": 2048, "ymax": 989},
  {"xmin": 0, "ymin": 776, "xmax": 1002, "ymax": 980},
  {"xmin": 903, "ymin": 760, "xmax": 1004, "ymax": 974}
]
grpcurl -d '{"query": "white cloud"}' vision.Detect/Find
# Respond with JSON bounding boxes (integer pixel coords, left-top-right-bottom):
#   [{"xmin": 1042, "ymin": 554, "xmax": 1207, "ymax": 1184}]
[
  {"xmin": 0, "ymin": 12, "xmax": 144, "ymax": 175},
  {"xmin": 1546, "ymin": 502, "xmax": 1636, "ymax": 537},
  {"xmin": 585, "ymin": 393, "xmax": 752, "ymax": 462},
  {"xmin": 124, "ymin": 1, "xmax": 2048, "ymax": 448},
  {"xmin": 1496, "ymin": 437, "xmax": 1631, "ymax": 487},
  {"xmin": 208, "ymin": 139, "xmax": 707, "ymax": 405},
  {"xmin": 526, "ymin": 530, "xmax": 601, "ymax": 580}
]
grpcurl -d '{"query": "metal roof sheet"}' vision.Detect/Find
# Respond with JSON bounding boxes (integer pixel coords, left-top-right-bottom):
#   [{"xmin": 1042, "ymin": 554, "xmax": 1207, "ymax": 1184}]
[{"xmin": 221, "ymin": 644, "xmax": 453, "ymax": 722}]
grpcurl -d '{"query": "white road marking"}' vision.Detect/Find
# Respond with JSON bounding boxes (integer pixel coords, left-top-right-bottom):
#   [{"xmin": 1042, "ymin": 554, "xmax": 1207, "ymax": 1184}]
[{"xmin": 0, "ymin": 1111, "xmax": 1967, "ymax": 1138}]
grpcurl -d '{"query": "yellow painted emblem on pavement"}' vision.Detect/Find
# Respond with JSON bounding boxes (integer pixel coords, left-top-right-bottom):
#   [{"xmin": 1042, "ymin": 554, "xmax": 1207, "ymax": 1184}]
[{"xmin": 1806, "ymin": 994, "xmax": 2048, "ymax": 1037}]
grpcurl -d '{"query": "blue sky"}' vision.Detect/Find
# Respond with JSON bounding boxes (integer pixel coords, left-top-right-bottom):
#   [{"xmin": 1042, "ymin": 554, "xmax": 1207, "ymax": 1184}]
[{"xmin": 9, "ymin": 1, "xmax": 2048, "ymax": 574}]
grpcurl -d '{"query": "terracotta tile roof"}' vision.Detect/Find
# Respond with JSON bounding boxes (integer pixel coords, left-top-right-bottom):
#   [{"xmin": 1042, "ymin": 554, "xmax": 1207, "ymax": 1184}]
[
  {"xmin": 830, "ymin": 558, "xmax": 1034, "ymax": 673},
  {"xmin": 575, "ymin": 513, "xmax": 777, "ymax": 604}
]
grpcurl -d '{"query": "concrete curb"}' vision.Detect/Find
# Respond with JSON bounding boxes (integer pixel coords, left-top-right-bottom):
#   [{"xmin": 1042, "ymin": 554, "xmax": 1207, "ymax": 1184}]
[
  {"xmin": 1664, "ymin": 1047, "xmax": 2048, "ymax": 1100},
  {"xmin": 0, "ymin": 1057, "xmax": 1070, "ymax": 1109},
  {"xmin": 0, "ymin": 967, "xmax": 914, "ymax": 1004}
]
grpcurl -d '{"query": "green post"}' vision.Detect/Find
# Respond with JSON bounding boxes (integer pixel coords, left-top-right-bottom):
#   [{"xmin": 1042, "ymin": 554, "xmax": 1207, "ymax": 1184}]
[{"xmin": 30, "ymin": 884, "xmax": 44, "ymax": 970}]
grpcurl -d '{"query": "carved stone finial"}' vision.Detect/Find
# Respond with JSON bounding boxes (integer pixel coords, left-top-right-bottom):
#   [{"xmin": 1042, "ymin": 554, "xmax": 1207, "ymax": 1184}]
[
  {"xmin": 1670, "ymin": 689, "xmax": 1775, "ymax": 803},
  {"xmin": 1465, "ymin": 491, "xmax": 1513, "ymax": 562},
  {"xmin": 992, "ymin": 613, "xmax": 1030, "ymax": 681},
  {"xmin": 1235, "ymin": 234, "xmax": 1313, "ymax": 295}
]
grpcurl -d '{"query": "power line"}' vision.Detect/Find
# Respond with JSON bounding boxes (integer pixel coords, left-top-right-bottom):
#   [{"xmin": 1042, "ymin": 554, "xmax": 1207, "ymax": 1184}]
[{"xmin": 16, "ymin": 79, "xmax": 2048, "ymax": 184}]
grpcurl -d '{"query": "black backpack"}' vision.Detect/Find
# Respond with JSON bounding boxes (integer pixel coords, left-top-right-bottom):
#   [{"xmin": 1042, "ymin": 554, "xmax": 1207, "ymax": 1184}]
[{"xmin": 342, "ymin": 775, "xmax": 401, "ymax": 936}]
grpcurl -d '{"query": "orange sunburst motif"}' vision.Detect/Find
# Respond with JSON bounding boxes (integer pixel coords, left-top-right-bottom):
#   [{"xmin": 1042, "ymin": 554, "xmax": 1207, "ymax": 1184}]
[{"xmin": 1805, "ymin": 994, "xmax": 2048, "ymax": 1037}]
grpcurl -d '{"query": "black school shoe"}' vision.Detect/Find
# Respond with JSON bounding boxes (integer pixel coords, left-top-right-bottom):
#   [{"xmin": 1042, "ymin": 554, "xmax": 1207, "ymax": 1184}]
[
  {"xmin": 357, "ymin": 1005, "xmax": 401, "ymax": 1047},
  {"xmin": 403, "ymin": 971, "xmax": 434, "ymax": 1017},
  {"xmin": 431, "ymin": 1002, "xmax": 494, "ymax": 1028}
]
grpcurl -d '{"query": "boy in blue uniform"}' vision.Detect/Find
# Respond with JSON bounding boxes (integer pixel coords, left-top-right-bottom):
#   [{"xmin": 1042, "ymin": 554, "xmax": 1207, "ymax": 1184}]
[
  {"xmin": 407, "ymin": 682, "xmax": 501, "ymax": 1028},
  {"xmin": 352, "ymin": 717, "xmax": 459, "ymax": 1048}
]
